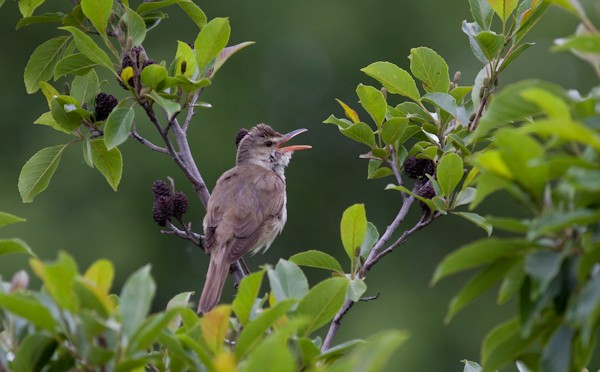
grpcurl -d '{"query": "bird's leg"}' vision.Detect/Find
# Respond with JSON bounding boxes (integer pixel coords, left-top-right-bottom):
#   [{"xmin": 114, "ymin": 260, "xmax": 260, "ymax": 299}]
[{"xmin": 230, "ymin": 259, "xmax": 249, "ymax": 289}]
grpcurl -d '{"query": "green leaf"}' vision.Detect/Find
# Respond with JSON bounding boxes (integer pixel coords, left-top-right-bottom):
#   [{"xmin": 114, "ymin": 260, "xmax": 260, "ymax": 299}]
[
  {"xmin": 18, "ymin": 144, "xmax": 68, "ymax": 203},
  {"xmin": 340, "ymin": 204, "xmax": 367, "ymax": 267},
  {"xmin": 463, "ymin": 21, "xmax": 489, "ymax": 64},
  {"xmin": 24, "ymin": 36, "xmax": 71, "ymax": 93},
  {"xmin": 437, "ymin": 152, "xmax": 463, "ymax": 197},
  {"xmin": 360, "ymin": 222, "xmax": 379, "ymax": 259},
  {"xmin": 317, "ymin": 339, "xmax": 366, "ymax": 363},
  {"xmin": 121, "ymin": 6, "xmax": 147, "ymax": 46},
  {"xmin": 90, "ymin": 139, "xmax": 122, "ymax": 191},
  {"xmin": 175, "ymin": 40, "xmax": 197, "ymax": 78},
  {"xmin": 16, "ymin": 12, "xmax": 65, "ymax": 30},
  {"xmin": 137, "ymin": 0, "xmax": 180, "ymax": 14},
  {"xmin": 289, "ymin": 250, "xmax": 344, "ymax": 273},
  {"xmin": 361, "ymin": 61, "xmax": 421, "ymax": 101},
  {"xmin": 50, "ymin": 95, "xmax": 85, "ymax": 131},
  {"xmin": 409, "ymin": 47, "xmax": 450, "ymax": 93},
  {"xmin": 515, "ymin": 1, "xmax": 549, "ymax": 43},
  {"xmin": 452, "ymin": 212, "xmax": 493, "ymax": 236},
  {"xmin": 386, "ymin": 184, "xmax": 438, "ymax": 212},
  {"xmin": 242, "ymin": 329, "xmax": 296, "ymax": 372},
  {"xmin": 422, "ymin": 93, "xmax": 458, "ymax": 120},
  {"xmin": 381, "ymin": 117, "xmax": 408, "ymax": 145},
  {"xmin": 445, "ymin": 259, "xmax": 516, "ymax": 322},
  {"xmin": 475, "ymin": 31, "xmax": 505, "ymax": 60},
  {"xmin": 178, "ymin": 0, "xmax": 207, "ymax": 29},
  {"xmin": 128, "ymin": 308, "xmax": 182, "ymax": 354},
  {"xmin": 207, "ymin": 41, "xmax": 254, "ymax": 79},
  {"xmin": 469, "ymin": 0, "xmax": 494, "ymax": 29},
  {"xmin": 18, "ymin": 0, "xmax": 44, "ymax": 17},
  {"xmin": 54, "ymin": 53, "xmax": 97, "ymax": 79},
  {"xmin": 38, "ymin": 81, "xmax": 60, "ymax": 109},
  {"xmin": 487, "ymin": 0, "xmax": 518, "ymax": 22},
  {"xmin": 147, "ymin": 91, "xmax": 181, "ymax": 119},
  {"xmin": 0, "ymin": 239, "xmax": 34, "ymax": 257},
  {"xmin": 462, "ymin": 360, "xmax": 483, "ymax": 372},
  {"xmin": 30, "ymin": 252, "xmax": 79, "ymax": 311},
  {"xmin": 59, "ymin": 26, "xmax": 114, "ymax": 71},
  {"xmin": 165, "ymin": 292, "xmax": 193, "ymax": 332},
  {"xmin": 233, "ymin": 270, "xmax": 264, "ymax": 326},
  {"xmin": 10, "ymin": 334, "xmax": 58, "ymax": 372},
  {"xmin": 141, "ymin": 64, "xmax": 168, "ymax": 91},
  {"xmin": 195, "ymin": 17, "xmax": 230, "ymax": 73},
  {"xmin": 498, "ymin": 42, "xmax": 534, "ymax": 73},
  {"xmin": 0, "ymin": 212, "xmax": 26, "ymax": 228},
  {"xmin": 104, "ymin": 106, "xmax": 134, "ymax": 150},
  {"xmin": 296, "ymin": 277, "xmax": 349, "ymax": 335},
  {"xmin": 327, "ymin": 330, "xmax": 408, "ymax": 372},
  {"xmin": 81, "ymin": 0, "xmax": 112, "ymax": 35},
  {"xmin": 120, "ymin": 265, "xmax": 156, "ymax": 339},
  {"xmin": 454, "ymin": 187, "xmax": 476, "ymax": 207},
  {"xmin": 267, "ymin": 259, "xmax": 309, "ymax": 301},
  {"xmin": 339, "ymin": 122, "xmax": 376, "ymax": 148},
  {"xmin": 497, "ymin": 259, "xmax": 525, "ymax": 304},
  {"xmin": 356, "ymin": 84, "xmax": 387, "ymax": 128},
  {"xmin": 523, "ymin": 119, "xmax": 600, "ymax": 152},
  {"xmin": 200, "ymin": 304, "xmax": 231, "ymax": 354},
  {"xmin": 0, "ymin": 292, "xmax": 56, "ymax": 331},
  {"xmin": 84, "ymin": 259, "xmax": 114, "ymax": 294},
  {"xmin": 524, "ymin": 251, "xmax": 564, "ymax": 298},
  {"xmin": 520, "ymin": 87, "xmax": 570, "ymax": 120},
  {"xmin": 346, "ymin": 279, "xmax": 367, "ymax": 302},
  {"xmin": 432, "ymin": 238, "xmax": 533, "ymax": 283},
  {"xmin": 71, "ymin": 69, "xmax": 99, "ymax": 105},
  {"xmin": 528, "ymin": 209, "xmax": 600, "ymax": 240},
  {"xmin": 541, "ymin": 325, "xmax": 573, "ymax": 372},
  {"xmin": 553, "ymin": 34, "xmax": 600, "ymax": 54},
  {"xmin": 235, "ymin": 299, "xmax": 296, "ymax": 359}
]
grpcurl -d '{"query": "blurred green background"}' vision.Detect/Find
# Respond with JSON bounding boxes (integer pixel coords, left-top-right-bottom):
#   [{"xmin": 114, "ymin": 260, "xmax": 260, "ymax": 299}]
[{"xmin": 0, "ymin": 0, "xmax": 598, "ymax": 370}]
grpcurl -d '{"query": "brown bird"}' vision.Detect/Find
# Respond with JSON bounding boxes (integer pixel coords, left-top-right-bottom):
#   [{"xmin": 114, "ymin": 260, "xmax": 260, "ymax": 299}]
[{"xmin": 198, "ymin": 124, "xmax": 311, "ymax": 313}]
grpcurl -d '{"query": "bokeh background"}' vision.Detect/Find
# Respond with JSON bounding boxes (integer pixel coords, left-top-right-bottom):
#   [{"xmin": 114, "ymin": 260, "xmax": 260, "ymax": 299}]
[{"xmin": 0, "ymin": 0, "xmax": 598, "ymax": 370}]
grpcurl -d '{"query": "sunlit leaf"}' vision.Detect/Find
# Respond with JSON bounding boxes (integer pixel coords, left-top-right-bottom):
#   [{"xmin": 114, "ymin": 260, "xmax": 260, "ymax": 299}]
[
  {"xmin": 18, "ymin": 144, "xmax": 68, "ymax": 203},
  {"xmin": 289, "ymin": 250, "xmax": 344, "ymax": 273},
  {"xmin": 81, "ymin": 0, "xmax": 112, "ymax": 35},
  {"xmin": 409, "ymin": 47, "xmax": 450, "ymax": 93},
  {"xmin": 437, "ymin": 152, "xmax": 463, "ymax": 197},
  {"xmin": 340, "ymin": 204, "xmax": 367, "ymax": 267},
  {"xmin": 361, "ymin": 61, "xmax": 421, "ymax": 102},
  {"xmin": 195, "ymin": 17, "xmax": 230, "ymax": 73},
  {"xmin": 90, "ymin": 139, "xmax": 122, "ymax": 191},
  {"xmin": 104, "ymin": 106, "xmax": 134, "ymax": 150},
  {"xmin": 357, "ymin": 84, "xmax": 387, "ymax": 127},
  {"xmin": 487, "ymin": 0, "xmax": 518, "ymax": 22},
  {"xmin": 233, "ymin": 271, "xmax": 264, "ymax": 326},
  {"xmin": 24, "ymin": 36, "xmax": 71, "ymax": 93}
]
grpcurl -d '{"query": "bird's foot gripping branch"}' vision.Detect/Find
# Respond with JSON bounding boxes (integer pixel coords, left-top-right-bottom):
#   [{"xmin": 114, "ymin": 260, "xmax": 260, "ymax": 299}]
[{"xmin": 3, "ymin": 0, "xmax": 600, "ymax": 370}]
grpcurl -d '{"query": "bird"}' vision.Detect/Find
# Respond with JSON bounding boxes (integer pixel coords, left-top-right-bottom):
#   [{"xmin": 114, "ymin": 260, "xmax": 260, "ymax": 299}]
[{"xmin": 198, "ymin": 124, "xmax": 311, "ymax": 313}]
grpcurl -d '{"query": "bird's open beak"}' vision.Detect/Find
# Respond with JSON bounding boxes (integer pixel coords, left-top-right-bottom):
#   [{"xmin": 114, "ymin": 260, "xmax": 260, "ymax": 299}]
[{"xmin": 276, "ymin": 128, "xmax": 312, "ymax": 152}]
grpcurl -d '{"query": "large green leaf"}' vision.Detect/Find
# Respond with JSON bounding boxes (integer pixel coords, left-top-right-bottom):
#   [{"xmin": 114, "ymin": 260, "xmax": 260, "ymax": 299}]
[
  {"xmin": 339, "ymin": 122, "xmax": 376, "ymax": 148},
  {"xmin": 235, "ymin": 299, "xmax": 296, "ymax": 359},
  {"xmin": 340, "ymin": 204, "xmax": 367, "ymax": 267},
  {"xmin": 141, "ymin": 64, "xmax": 168, "ymax": 91},
  {"xmin": 381, "ymin": 117, "xmax": 408, "ymax": 145},
  {"xmin": 289, "ymin": 250, "xmax": 344, "ymax": 274},
  {"xmin": 24, "ymin": 36, "xmax": 71, "ymax": 93},
  {"xmin": 10, "ymin": 334, "xmax": 58, "ymax": 372},
  {"xmin": 50, "ymin": 95, "xmax": 85, "ymax": 131},
  {"xmin": 178, "ymin": 0, "xmax": 207, "ymax": 29},
  {"xmin": 432, "ymin": 238, "xmax": 533, "ymax": 283},
  {"xmin": 356, "ymin": 84, "xmax": 387, "ymax": 128},
  {"xmin": 445, "ymin": 259, "xmax": 517, "ymax": 323},
  {"xmin": 200, "ymin": 304, "xmax": 231, "ymax": 353},
  {"xmin": 18, "ymin": 0, "xmax": 44, "ymax": 17},
  {"xmin": 469, "ymin": 0, "xmax": 494, "ymax": 29},
  {"xmin": 0, "ymin": 292, "xmax": 56, "ymax": 331},
  {"xmin": 175, "ymin": 40, "xmax": 197, "ymax": 78},
  {"xmin": 59, "ymin": 26, "xmax": 114, "ymax": 71},
  {"xmin": 541, "ymin": 325, "xmax": 573, "ymax": 372},
  {"xmin": 296, "ymin": 277, "xmax": 349, "ymax": 335},
  {"xmin": 128, "ymin": 308, "xmax": 182, "ymax": 354},
  {"xmin": 241, "ymin": 328, "xmax": 296, "ymax": 372},
  {"xmin": 121, "ymin": 6, "xmax": 147, "ymax": 46},
  {"xmin": 437, "ymin": 152, "xmax": 463, "ymax": 197},
  {"xmin": 18, "ymin": 144, "xmax": 68, "ymax": 203},
  {"xmin": 487, "ymin": 0, "xmax": 518, "ymax": 22},
  {"xmin": 90, "ymin": 139, "xmax": 123, "ymax": 191},
  {"xmin": 30, "ymin": 252, "xmax": 79, "ymax": 312},
  {"xmin": 195, "ymin": 17, "xmax": 230, "ymax": 73},
  {"xmin": 120, "ymin": 265, "xmax": 156, "ymax": 339},
  {"xmin": 54, "ymin": 53, "xmax": 97, "ymax": 79},
  {"xmin": 0, "ymin": 212, "xmax": 26, "ymax": 228},
  {"xmin": 147, "ymin": 91, "xmax": 181, "ymax": 119},
  {"xmin": 475, "ymin": 31, "xmax": 505, "ymax": 60},
  {"xmin": 104, "ymin": 106, "xmax": 134, "ymax": 150},
  {"xmin": 0, "ymin": 239, "xmax": 35, "ymax": 257},
  {"xmin": 81, "ymin": 0, "xmax": 112, "ymax": 35},
  {"xmin": 409, "ymin": 47, "xmax": 450, "ymax": 93},
  {"xmin": 361, "ymin": 61, "xmax": 421, "ymax": 102},
  {"xmin": 233, "ymin": 270, "xmax": 264, "ymax": 326},
  {"xmin": 267, "ymin": 259, "xmax": 309, "ymax": 301}
]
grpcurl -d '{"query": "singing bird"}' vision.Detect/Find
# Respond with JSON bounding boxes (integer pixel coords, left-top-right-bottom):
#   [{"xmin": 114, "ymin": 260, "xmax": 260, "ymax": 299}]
[{"xmin": 198, "ymin": 124, "xmax": 311, "ymax": 313}]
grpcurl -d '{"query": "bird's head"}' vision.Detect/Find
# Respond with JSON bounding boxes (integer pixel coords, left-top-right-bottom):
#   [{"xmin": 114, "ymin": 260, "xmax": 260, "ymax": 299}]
[{"xmin": 236, "ymin": 124, "xmax": 311, "ymax": 173}]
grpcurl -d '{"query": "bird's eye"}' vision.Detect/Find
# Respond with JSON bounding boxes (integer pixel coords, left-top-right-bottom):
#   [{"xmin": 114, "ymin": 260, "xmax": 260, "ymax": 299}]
[{"xmin": 264, "ymin": 140, "xmax": 274, "ymax": 147}]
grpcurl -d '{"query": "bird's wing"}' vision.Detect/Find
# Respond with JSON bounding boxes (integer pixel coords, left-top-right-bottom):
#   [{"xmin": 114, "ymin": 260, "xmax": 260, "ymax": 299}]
[{"xmin": 203, "ymin": 165, "xmax": 285, "ymax": 262}]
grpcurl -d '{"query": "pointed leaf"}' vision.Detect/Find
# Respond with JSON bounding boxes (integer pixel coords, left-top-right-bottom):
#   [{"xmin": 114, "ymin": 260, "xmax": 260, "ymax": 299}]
[
  {"xmin": 487, "ymin": 0, "xmax": 519, "ymax": 22},
  {"xmin": 19, "ymin": 144, "xmax": 68, "ymax": 203},
  {"xmin": 469, "ymin": 0, "xmax": 494, "ymax": 29},
  {"xmin": 81, "ymin": 0, "xmax": 112, "ymax": 35},
  {"xmin": 356, "ymin": 84, "xmax": 387, "ymax": 127},
  {"xmin": 381, "ymin": 117, "xmax": 408, "ymax": 145},
  {"xmin": 90, "ymin": 139, "xmax": 122, "ymax": 191},
  {"xmin": 24, "ymin": 36, "xmax": 71, "ymax": 93},
  {"xmin": 104, "ymin": 106, "xmax": 134, "ymax": 150},
  {"xmin": 233, "ymin": 271, "xmax": 264, "ymax": 326},
  {"xmin": 71, "ymin": 69, "xmax": 99, "ymax": 105},
  {"xmin": 0, "ymin": 239, "xmax": 35, "ymax": 257},
  {"xmin": 335, "ymin": 99, "xmax": 360, "ymax": 123},
  {"xmin": 437, "ymin": 152, "xmax": 463, "ymax": 197},
  {"xmin": 121, "ymin": 6, "xmax": 146, "ymax": 46},
  {"xmin": 296, "ymin": 277, "xmax": 349, "ymax": 335},
  {"xmin": 18, "ymin": 0, "xmax": 44, "ymax": 17},
  {"xmin": 360, "ymin": 222, "xmax": 379, "ymax": 259},
  {"xmin": 340, "ymin": 204, "xmax": 367, "ymax": 266},
  {"xmin": 120, "ymin": 265, "xmax": 156, "ymax": 339},
  {"xmin": 0, "ymin": 212, "xmax": 26, "ymax": 228},
  {"xmin": 83, "ymin": 259, "xmax": 114, "ymax": 294},
  {"xmin": 0, "ymin": 292, "xmax": 55, "ymax": 331},
  {"xmin": 289, "ymin": 250, "xmax": 344, "ymax": 273},
  {"xmin": 475, "ymin": 31, "xmax": 505, "ymax": 60},
  {"xmin": 54, "ymin": 53, "xmax": 97, "ymax": 79},
  {"xmin": 209, "ymin": 41, "xmax": 254, "ymax": 79},
  {"xmin": 59, "ymin": 26, "xmax": 114, "ymax": 71},
  {"xmin": 339, "ymin": 123, "xmax": 376, "ymax": 148},
  {"xmin": 346, "ymin": 279, "xmax": 367, "ymax": 302},
  {"xmin": 409, "ymin": 47, "xmax": 450, "ymax": 93},
  {"xmin": 453, "ymin": 212, "xmax": 493, "ymax": 236},
  {"xmin": 361, "ymin": 61, "xmax": 421, "ymax": 101},
  {"xmin": 148, "ymin": 91, "xmax": 181, "ymax": 119},
  {"xmin": 30, "ymin": 252, "xmax": 79, "ymax": 311},
  {"xmin": 175, "ymin": 40, "xmax": 197, "ymax": 78},
  {"xmin": 178, "ymin": 0, "xmax": 207, "ymax": 29},
  {"xmin": 195, "ymin": 17, "xmax": 230, "ymax": 73}
]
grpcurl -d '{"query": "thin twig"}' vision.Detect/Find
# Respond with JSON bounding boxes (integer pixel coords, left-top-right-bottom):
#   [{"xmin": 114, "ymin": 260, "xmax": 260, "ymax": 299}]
[
  {"xmin": 388, "ymin": 147, "xmax": 407, "ymax": 201},
  {"xmin": 162, "ymin": 222, "xmax": 203, "ymax": 248},
  {"xmin": 183, "ymin": 90, "xmax": 203, "ymax": 132},
  {"xmin": 130, "ymin": 131, "xmax": 168, "ymax": 154}
]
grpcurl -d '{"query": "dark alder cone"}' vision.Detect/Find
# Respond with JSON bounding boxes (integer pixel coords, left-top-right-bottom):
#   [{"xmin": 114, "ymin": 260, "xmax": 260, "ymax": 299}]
[
  {"xmin": 152, "ymin": 195, "xmax": 174, "ymax": 227},
  {"xmin": 172, "ymin": 191, "xmax": 189, "ymax": 219},
  {"xmin": 94, "ymin": 93, "xmax": 118, "ymax": 121},
  {"xmin": 404, "ymin": 156, "xmax": 436, "ymax": 179},
  {"xmin": 235, "ymin": 128, "xmax": 249, "ymax": 148},
  {"xmin": 416, "ymin": 182, "xmax": 436, "ymax": 213},
  {"xmin": 152, "ymin": 180, "xmax": 171, "ymax": 199}
]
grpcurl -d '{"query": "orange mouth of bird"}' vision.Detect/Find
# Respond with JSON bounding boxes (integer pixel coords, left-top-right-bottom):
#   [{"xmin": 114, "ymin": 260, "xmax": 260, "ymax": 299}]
[{"xmin": 276, "ymin": 128, "xmax": 312, "ymax": 153}]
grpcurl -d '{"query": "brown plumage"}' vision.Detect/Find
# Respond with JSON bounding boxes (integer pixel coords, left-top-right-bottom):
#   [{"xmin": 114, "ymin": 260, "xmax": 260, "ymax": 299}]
[{"xmin": 198, "ymin": 124, "xmax": 311, "ymax": 313}]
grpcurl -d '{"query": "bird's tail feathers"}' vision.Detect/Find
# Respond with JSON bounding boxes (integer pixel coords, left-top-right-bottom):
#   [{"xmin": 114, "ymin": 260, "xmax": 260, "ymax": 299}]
[{"xmin": 198, "ymin": 249, "xmax": 229, "ymax": 314}]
